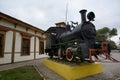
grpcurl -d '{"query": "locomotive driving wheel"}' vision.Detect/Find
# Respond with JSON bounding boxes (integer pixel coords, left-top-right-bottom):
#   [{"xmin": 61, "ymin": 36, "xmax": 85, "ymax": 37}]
[
  {"xmin": 58, "ymin": 48, "xmax": 63, "ymax": 59},
  {"xmin": 65, "ymin": 48, "xmax": 74, "ymax": 61}
]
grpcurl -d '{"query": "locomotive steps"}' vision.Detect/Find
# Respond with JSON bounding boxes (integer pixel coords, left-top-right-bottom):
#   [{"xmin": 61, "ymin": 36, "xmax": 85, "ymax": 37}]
[{"xmin": 44, "ymin": 59, "xmax": 102, "ymax": 80}]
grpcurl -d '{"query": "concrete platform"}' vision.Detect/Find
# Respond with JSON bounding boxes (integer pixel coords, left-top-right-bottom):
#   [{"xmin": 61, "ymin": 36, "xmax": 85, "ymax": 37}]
[{"xmin": 44, "ymin": 59, "xmax": 102, "ymax": 80}]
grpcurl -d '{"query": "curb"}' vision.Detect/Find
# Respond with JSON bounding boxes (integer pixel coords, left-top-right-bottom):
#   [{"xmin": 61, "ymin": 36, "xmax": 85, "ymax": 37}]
[{"xmin": 33, "ymin": 65, "xmax": 47, "ymax": 80}]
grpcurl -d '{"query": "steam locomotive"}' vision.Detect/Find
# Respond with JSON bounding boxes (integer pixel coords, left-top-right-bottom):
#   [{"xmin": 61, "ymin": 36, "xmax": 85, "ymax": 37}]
[{"xmin": 45, "ymin": 9, "xmax": 97, "ymax": 61}]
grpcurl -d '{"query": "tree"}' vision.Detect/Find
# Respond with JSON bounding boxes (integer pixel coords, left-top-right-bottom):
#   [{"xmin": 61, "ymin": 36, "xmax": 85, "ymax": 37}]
[
  {"xmin": 109, "ymin": 28, "xmax": 117, "ymax": 38},
  {"xmin": 107, "ymin": 40, "xmax": 117, "ymax": 49},
  {"xmin": 96, "ymin": 27, "xmax": 117, "ymax": 41},
  {"xmin": 96, "ymin": 27, "xmax": 117, "ymax": 49}
]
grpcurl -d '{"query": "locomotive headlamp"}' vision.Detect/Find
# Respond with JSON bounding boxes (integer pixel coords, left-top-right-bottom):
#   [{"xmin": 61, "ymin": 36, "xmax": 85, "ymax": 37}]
[{"xmin": 74, "ymin": 42, "xmax": 77, "ymax": 45}]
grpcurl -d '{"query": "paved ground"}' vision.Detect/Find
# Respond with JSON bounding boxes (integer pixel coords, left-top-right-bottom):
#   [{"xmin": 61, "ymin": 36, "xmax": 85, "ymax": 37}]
[
  {"xmin": 80, "ymin": 50, "xmax": 120, "ymax": 80},
  {"xmin": 0, "ymin": 50, "xmax": 120, "ymax": 80}
]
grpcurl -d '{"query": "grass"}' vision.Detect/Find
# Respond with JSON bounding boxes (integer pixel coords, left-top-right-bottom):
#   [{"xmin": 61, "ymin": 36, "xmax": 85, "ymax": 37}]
[{"xmin": 0, "ymin": 66, "xmax": 43, "ymax": 80}]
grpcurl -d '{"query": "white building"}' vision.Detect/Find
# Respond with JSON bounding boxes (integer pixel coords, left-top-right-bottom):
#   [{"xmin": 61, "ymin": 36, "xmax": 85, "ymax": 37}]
[{"xmin": 0, "ymin": 12, "xmax": 46, "ymax": 65}]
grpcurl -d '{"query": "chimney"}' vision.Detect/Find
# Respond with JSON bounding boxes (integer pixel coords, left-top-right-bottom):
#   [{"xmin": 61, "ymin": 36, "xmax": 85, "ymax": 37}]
[{"xmin": 79, "ymin": 9, "xmax": 87, "ymax": 23}]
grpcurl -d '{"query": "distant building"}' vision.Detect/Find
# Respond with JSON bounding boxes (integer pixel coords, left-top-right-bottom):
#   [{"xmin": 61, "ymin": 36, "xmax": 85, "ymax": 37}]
[
  {"xmin": 0, "ymin": 12, "xmax": 46, "ymax": 64},
  {"xmin": 55, "ymin": 22, "xmax": 66, "ymax": 28}
]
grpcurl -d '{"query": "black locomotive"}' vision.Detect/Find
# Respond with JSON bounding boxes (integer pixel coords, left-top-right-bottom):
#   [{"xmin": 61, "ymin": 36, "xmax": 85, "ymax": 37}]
[{"xmin": 45, "ymin": 9, "xmax": 97, "ymax": 61}]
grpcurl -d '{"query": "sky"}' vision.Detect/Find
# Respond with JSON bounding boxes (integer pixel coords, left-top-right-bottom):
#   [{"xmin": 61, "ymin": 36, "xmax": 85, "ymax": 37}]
[{"xmin": 0, "ymin": 0, "xmax": 120, "ymax": 44}]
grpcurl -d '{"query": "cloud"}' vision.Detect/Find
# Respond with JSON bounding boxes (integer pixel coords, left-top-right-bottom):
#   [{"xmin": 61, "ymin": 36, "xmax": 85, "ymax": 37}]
[{"xmin": 0, "ymin": 0, "xmax": 120, "ymax": 33}]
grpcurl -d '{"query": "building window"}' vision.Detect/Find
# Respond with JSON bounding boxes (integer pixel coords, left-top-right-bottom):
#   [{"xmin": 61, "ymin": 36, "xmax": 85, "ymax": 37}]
[
  {"xmin": 21, "ymin": 38, "xmax": 30, "ymax": 55},
  {"xmin": 0, "ymin": 34, "xmax": 4, "ymax": 57},
  {"xmin": 39, "ymin": 41, "xmax": 44, "ymax": 54}
]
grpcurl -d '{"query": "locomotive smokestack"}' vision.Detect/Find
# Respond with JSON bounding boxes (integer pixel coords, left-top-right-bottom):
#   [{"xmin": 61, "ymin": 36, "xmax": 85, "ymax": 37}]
[{"xmin": 79, "ymin": 9, "xmax": 87, "ymax": 23}]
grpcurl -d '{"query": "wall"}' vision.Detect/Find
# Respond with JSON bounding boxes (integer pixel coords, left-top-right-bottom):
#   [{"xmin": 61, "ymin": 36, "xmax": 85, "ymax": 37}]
[
  {"xmin": 0, "ymin": 31, "xmax": 13, "ymax": 64},
  {"xmin": 0, "ymin": 20, "xmax": 14, "ymax": 29},
  {"xmin": 36, "ymin": 37, "xmax": 40, "ymax": 59},
  {"xmin": 16, "ymin": 25, "xmax": 26, "ymax": 32},
  {"xmin": 0, "ymin": 16, "xmax": 46, "ymax": 64},
  {"xmin": 14, "ymin": 32, "xmax": 35, "ymax": 62},
  {"xmin": 14, "ymin": 32, "xmax": 21, "ymax": 62}
]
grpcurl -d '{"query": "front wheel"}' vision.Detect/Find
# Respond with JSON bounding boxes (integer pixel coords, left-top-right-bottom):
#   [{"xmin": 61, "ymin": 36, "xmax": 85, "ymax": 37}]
[{"xmin": 65, "ymin": 48, "xmax": 74, "ymax": 61}]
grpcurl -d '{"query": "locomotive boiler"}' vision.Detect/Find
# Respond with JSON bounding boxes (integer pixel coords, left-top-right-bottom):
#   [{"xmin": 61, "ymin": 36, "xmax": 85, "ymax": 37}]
[{"xmin": 45, "ymin": 9, "xmax": 96, "ymax": 61}]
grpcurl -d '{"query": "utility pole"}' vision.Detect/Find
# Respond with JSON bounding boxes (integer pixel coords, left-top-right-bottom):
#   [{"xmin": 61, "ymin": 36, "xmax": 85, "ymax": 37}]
[
  {"xmin": 119, "ymin": 37, "xmax": 120, "ymax": 45},
  {"xmin": 65, "ymin": 2, "xmax": 69, "ymax": 24}
]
